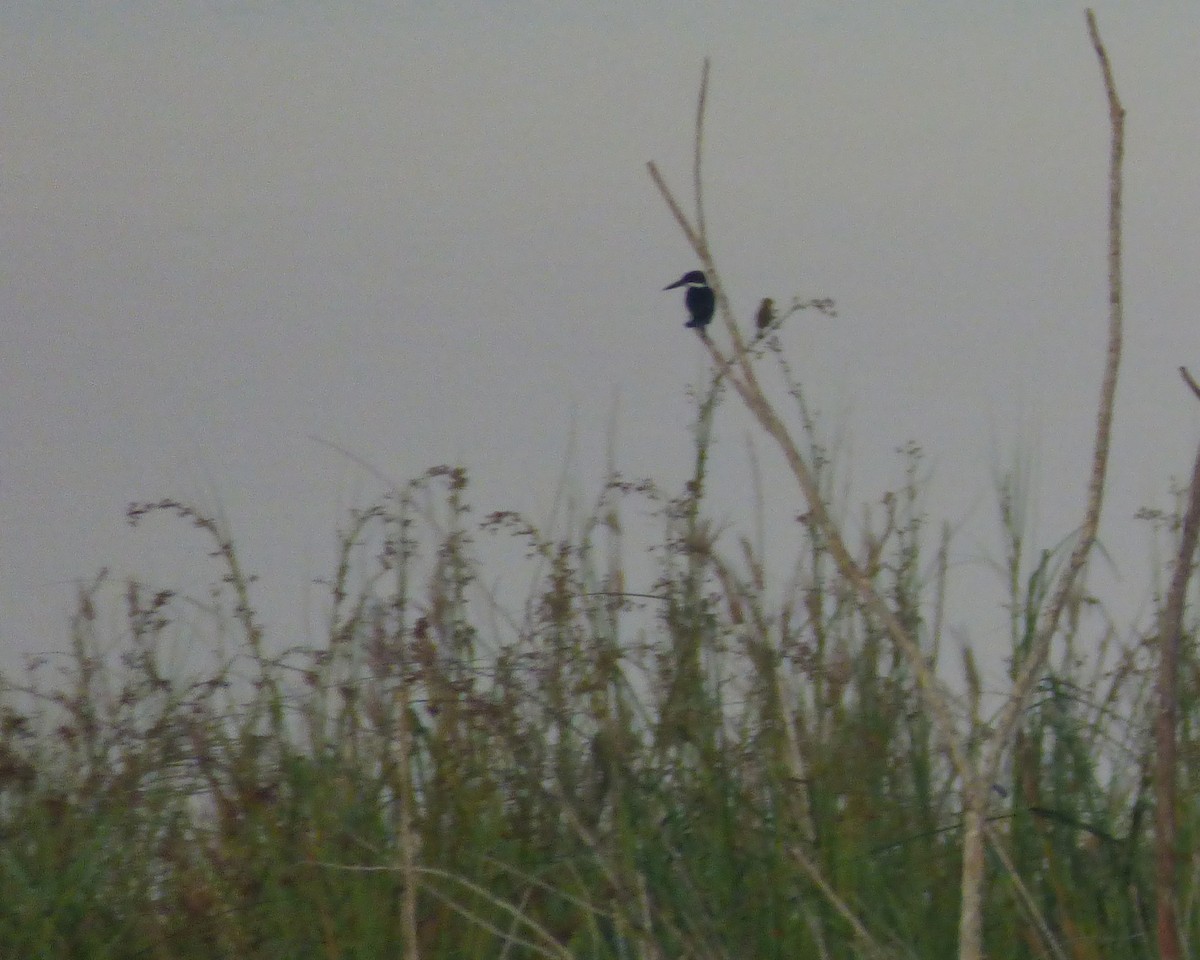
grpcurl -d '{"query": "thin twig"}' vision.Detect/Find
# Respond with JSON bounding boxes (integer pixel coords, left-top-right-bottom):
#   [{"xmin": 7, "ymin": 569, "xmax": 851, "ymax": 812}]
[
  {"xmin": 788, "ymin": 845, "xmax": 893, "ymax": 960},
  {"xmin": 1180, "ymin": 366, "xmax": 1200, "ymax": 401},
  {"xmin": 694, "ymin": 58, "xmax": 710, "ymax": 246},
  {"xmin": 648, "ymin": 162, "xmax": 703, "ymax": 258}
]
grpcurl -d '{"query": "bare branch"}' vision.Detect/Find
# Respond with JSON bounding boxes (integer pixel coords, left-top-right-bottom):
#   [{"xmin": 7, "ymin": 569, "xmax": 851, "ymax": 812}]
[
  {"xmin": 988, "ymin": 7, "xmax": 1125, "ymax": 774},
  {"xmin": 694, "ymin": 57, "xmax": 710, "ymax": 245},
  {"xmin": 1180, "ymin": 366, "xmax": 1200, "ymax": 402},
  {"xmin": 647, "ymin": 161, "xmax": 702, "ymax": 255}
]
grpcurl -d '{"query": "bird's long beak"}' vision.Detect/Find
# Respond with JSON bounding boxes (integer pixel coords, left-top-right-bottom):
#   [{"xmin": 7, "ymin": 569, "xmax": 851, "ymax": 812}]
[{"xmin": 664, "ymin": 278, "xmax": 685, "ymax": 290}]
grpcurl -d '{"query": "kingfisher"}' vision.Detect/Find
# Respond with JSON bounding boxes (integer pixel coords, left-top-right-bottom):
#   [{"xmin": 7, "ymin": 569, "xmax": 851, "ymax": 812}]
[{"xmin": 664, "ymin": 271, "xmax": 715, "ymax": 330}]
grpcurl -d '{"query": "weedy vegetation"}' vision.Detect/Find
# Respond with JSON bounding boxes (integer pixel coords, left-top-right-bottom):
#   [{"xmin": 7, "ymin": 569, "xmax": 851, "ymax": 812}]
[{"xmin": 2, "ymin": 11, "xmax": 1197, "ymax": 960}]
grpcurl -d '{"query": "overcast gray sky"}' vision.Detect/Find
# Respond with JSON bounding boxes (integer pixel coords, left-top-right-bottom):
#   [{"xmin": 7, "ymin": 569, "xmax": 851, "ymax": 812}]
[{"xmin": 3, "ymin": 4, "xmax": 1199, "ymax": 685}]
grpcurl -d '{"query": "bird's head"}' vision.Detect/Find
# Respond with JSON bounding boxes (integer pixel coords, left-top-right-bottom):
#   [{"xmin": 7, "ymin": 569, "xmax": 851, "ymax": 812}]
[{"xmin": 664, "ymin": 270, "xmax": 708, "ymax": 291}]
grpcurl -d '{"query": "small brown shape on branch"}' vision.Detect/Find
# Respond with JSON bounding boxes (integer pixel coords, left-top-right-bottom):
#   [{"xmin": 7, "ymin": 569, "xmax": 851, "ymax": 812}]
[{"xmin": 755, "ymin": 297, "xmax": 775, "ymax": 333}]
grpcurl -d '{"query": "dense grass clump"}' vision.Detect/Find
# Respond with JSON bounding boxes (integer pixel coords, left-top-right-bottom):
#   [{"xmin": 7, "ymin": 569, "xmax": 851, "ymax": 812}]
[{"xmin": 0, "ymin": 394, "xmax": 1178, "ymax": 959}]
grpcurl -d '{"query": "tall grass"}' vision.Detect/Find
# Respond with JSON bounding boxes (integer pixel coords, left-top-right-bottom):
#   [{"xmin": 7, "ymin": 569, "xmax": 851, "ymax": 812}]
[{"xmin": 0, "ymin": 386, "xmax": 1181, "ymax": 958}]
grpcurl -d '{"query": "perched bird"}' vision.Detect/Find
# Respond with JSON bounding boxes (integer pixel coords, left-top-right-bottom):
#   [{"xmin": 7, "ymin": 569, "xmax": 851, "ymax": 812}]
[
  {"xmin": 755, "ymin": 297, "xmax": 775, "ymax": 334},
  {"xmin": 664, "ymin": 271, "xmax": 715, "ymax": 330}
]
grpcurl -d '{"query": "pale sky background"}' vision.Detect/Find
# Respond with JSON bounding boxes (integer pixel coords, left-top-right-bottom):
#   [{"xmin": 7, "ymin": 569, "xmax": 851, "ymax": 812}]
[{"xmin": 3, "ymin": 4, "xmax": 1200, "ymax": 690}]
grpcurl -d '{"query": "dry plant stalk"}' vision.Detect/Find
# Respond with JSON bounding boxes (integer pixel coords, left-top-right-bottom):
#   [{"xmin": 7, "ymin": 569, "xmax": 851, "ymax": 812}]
[
  {"xmin": 647, "ymin": 9, "xmax": 1126, "ymax": 960},
  {"xmin": 1153, "ymin": 431, "xmax": 1200, "ymax": 960},
  {"xmin": 397, "ymin": 674, "xmax": 421, "ymax": 960},
  {"xmin": 987, "ymin": 8, "xmax": 1124, "ymax": 773}
]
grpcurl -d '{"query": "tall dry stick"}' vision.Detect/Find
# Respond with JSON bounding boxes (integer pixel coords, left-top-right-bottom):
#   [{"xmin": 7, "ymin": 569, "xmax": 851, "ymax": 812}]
[
  {"xmin": 692, "ymin": 59, "xmax": 709, "ymax": 249},
  {"xmin": 1153, "ymin": 369, "xmax": 1200, "ymax": 960},
  {"xmin": 398, "ymin": 673, "xmax": 421, "ymax": 960},
  {"xmin": 955, "ymin": 14, "xmax": 1125, "ymax": 956},
  {"xmin": 965, "ymin": 13, "xmax": 1123, "ymax": 959},
  {"xmin": 986, "ymin": 10, "xmax": 1123, "ymax": 777}
]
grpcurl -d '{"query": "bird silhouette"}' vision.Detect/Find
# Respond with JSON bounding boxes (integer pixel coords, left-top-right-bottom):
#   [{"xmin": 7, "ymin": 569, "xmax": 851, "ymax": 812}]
[
  {"xmin": 664, "ymin": 271, "xmax": 715, "ymax": 330},
  {"xmin": 755, "ymin": 297, "xmax": 775, "ymax": 334}
]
